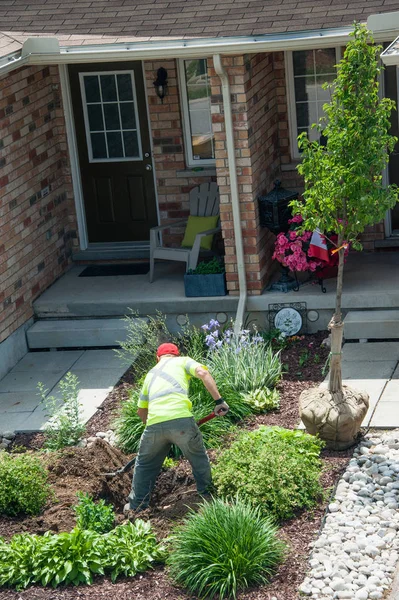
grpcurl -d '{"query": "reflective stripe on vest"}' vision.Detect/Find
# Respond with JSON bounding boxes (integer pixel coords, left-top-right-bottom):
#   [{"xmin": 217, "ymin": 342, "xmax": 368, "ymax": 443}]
[{"xmin": 146, "ymin": 358, "xmax": 187, "ymax": 402}]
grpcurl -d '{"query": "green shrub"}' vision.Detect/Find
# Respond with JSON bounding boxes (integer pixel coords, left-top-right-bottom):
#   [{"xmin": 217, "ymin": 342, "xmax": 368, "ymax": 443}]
[
  {"xmin": 167, "ymin": 498, "xmax": 285, "ymax": 599},
  {"xmin": 73, "ymin": 492, "xmax": 115, "ymax": 534},
  {"xmin": 0, "ymin": 521, "xmax": 165, "ymax": 590},
  {"xmin": 213, "ymin": 427, "xmax": 324, "ymax": 521},
  {"xmin": 0, "ymin": 452, "xmax": 51, "ymax": 516},
  {"xmin": 113, "ymin": 390, "xmax": 145, "ymax": 454},
  {"xmin": 240, "ymin": 387, "xmax": 280, "ymax": 413},
  {"xmin": 38, "ymin": 372, "xmax": 86, "ymax": 450},
  {"xmin": 187, "ymin": 258, "xmax": 224, "ymax": 275}
]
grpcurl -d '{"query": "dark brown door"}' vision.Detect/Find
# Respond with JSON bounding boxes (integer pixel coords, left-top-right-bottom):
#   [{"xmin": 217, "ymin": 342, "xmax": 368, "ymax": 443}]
[
  {"xmin": 69, "ymin": 62, "xmax": 157, "ymax": 243},
  {"xmin": 385, "ymin": 63, "xmax": 399, "ymax": 232}
]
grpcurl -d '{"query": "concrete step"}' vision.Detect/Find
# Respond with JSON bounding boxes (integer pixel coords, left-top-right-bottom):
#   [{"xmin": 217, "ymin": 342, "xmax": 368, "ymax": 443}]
[
  {"xmin": 345, "ymin": 310, "xmax": 399, "ymax": 341},
  {"xmin": 26, "ymin": 318, "xmax": 136, "ymax": 349}
]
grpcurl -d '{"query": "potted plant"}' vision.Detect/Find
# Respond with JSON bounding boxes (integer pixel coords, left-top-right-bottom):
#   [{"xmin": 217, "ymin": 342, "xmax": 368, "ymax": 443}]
[
  {"xmin": 184, "ymin": 258, "xmax": 226, "ymax": 297},
  {"xmin": 272, "ymin": 214, "xmax": 349, "ymax": 283}
]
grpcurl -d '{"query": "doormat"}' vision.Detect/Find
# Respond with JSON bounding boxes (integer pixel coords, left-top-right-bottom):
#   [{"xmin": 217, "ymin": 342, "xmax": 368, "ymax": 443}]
[{"xmin": 79, "ymin": 263, "xmax": 150, "ymax": 277}]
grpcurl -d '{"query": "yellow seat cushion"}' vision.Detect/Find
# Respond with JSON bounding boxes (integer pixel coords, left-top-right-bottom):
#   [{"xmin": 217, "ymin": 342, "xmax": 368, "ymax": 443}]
[{"xmin": 181, "ymin": 215, "xmax": 219, "ymax": 251}]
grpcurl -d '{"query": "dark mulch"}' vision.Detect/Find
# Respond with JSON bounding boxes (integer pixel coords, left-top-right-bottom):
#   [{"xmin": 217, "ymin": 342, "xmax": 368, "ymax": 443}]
[{"xmin": 2, "ymin": 332, "xmax": 354, "ymax": 600}]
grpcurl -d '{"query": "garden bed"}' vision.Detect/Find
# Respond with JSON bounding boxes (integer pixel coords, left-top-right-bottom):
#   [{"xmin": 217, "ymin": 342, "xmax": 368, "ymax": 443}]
[{"xmin": 1, "ymin": 332, "xmax": 354, "ymax": 600}]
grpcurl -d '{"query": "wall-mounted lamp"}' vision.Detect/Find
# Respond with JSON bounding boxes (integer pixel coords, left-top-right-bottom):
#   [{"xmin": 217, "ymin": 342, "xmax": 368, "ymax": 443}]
[{"xmin": 153, "ymin": 67, "xmax": 168, "ymax": 103}]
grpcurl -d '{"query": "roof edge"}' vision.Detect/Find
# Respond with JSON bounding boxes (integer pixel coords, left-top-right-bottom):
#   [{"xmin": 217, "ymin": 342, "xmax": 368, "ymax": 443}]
[{"xmin": 1, "ymin": 22, "xmax": 399, "ymax": 76}]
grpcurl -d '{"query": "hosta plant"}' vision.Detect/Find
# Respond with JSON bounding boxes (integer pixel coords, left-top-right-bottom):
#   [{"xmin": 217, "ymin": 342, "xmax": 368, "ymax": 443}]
[
  {"xmin": 0, "ymin": 521, "xmax": 165, "ymax": 590},
  {"xmin": 167, "ymin": 497, "xmax": 285, "ymax": 599},
  {"xmin": 240, "ymin": 387, "xmax": 280, "ymax": 413}
]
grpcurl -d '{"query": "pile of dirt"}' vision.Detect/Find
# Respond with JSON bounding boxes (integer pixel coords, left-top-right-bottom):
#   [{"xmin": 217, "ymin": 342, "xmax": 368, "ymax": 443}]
[{"xmin": 0, "ymin": 439, "xmax": 132, "ymax": 539}]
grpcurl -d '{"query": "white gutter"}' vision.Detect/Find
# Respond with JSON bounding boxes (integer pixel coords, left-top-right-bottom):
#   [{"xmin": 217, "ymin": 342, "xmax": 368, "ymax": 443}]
[
  {"xmin": 213, "ymin": 54, "xmax": 247, "ymax": 334},
  {"xmin": 2, "ymin": 23, "xmax": 398, "ymax": 75}
]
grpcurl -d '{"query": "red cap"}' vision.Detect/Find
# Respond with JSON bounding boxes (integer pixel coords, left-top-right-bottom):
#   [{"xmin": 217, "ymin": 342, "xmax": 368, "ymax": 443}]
[{"xmin": 156, "ymin": 343, "xmax": 180, "ymax": 358}]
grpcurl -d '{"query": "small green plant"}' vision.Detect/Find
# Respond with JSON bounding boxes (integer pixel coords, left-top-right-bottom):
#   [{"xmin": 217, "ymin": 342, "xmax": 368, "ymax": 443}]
[
  {"xmin": 240, "ymin": 387, "xmax": 280, "ymax": 413},
  {"xmin": 167, "ymin": 498, "xmax": 285, "ymax": 599},
  {"xmin": 313, "ymin": 352, "xmax": 321, "ymax": 364},
  {"xmin": 163, "ymin": 457, "xmax": 179, "ymax": 469},
  {"xmin": 299, "ymin": 350, "xmax": 310, "ymax": 368},
  {"xmin": 187, "ymin": 257, "xmax": 224, "ymax": 275},
  {"xmin": 113, "ymin": 390, "xmax": 145, "ymax": 453},
  {"xmin": 73, "ymin": 492, "xmax": 115, "ymax": 534},
  {"xmin": 213, "ymin": 426, "xmax": 324, "ymax": 521},
  {"xmin": 0, "ymin": 521, "xmax": 165, "ymax": 589},
  {"xmin": 0, "ymin": 452, "xmax": 51, "ymax": 516},
  {"xmin": 38, "ymin": 372, "xmax": 85, "ymax": 450}
]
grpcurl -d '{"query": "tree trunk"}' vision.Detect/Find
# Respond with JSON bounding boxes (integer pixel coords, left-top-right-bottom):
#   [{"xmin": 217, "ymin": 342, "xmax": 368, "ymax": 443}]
[{"xmin": 328, "ymin": 235, "xmax": 345, "ymax": 394}]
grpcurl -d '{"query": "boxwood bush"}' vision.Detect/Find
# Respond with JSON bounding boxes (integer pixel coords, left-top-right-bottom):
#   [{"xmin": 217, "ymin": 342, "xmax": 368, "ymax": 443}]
[
  {"xmin": 0, "ymin": 452, "xmax": 51, "ymax": 516},
  {"xmin": 167, "ymin": 497, "xmax": 285, "ymax": 599},
  {"xmin": 213, "ymin": 426, "xmax": 324, "ymax": 521}
]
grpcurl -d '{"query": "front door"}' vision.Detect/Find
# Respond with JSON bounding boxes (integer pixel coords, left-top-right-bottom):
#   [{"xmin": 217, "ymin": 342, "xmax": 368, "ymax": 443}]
[
  {"xmin": 69, "ymin": 62, "xmax": 157, "ymax": 243},
  {"xmin": 384, "ymin": 63, "xmax": 399, "ymax": 235}
]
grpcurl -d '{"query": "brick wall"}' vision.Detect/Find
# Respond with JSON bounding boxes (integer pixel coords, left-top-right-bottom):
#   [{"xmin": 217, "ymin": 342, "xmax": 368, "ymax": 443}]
[
  {"xmin": 144, "ymin": 59, "xmax": 216, "ymax": 246},
  {"xmin": 0, "ymin": 64, "xmax": 76, "ymax": 344},
  {"xmin": 209, "ymin": 53, "xmax": 281, "ymax": 295}
]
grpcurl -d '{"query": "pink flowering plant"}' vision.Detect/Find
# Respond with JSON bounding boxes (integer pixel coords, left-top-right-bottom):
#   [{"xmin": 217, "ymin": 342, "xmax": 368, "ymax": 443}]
[{"xmin": 272, "ymin": 215, "xmax": 325, "ymax": 273}]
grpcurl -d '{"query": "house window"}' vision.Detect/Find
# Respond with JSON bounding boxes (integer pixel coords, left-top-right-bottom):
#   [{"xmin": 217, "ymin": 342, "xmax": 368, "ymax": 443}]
[
  {"xmin": 287, "ymin": 48, "xmax": 340, "ymax": 159},
  {"xmin": 79, "ymin": 71, "xmax": 142, "ymax": 163},
  {"xmin": 179, "ymin": 59, "xmax": 215, "ymax": 167}
]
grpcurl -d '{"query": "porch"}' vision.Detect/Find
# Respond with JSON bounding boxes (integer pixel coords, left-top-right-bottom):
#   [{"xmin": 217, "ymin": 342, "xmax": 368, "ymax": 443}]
[{"xmin": 29, "ymin": 252, "xmax": 399, "ymax": 345}]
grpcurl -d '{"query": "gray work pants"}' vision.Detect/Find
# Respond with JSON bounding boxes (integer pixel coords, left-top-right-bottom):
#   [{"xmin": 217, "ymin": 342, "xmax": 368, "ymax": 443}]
[{"xmin": 128, "ymin": 417, "xmax": 211, "ymax": 510}]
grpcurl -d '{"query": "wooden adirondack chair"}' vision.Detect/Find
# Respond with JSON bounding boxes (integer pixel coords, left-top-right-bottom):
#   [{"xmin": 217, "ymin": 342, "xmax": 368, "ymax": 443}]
[{"xmin": 149, "ymin": 182, "xmax": 220, "ymax": 283}]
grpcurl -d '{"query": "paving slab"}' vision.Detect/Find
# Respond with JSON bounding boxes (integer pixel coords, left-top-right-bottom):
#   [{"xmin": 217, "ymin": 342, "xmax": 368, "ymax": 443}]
[
  {"xmin": 73, "ymin": 349, "xmax": 129, "ymax": 371},
  {"xmin": 12, "ymin": 351, "xmax": 84, "ymax": 372},
  {"xmin": 0, "ymin": 411, "xmax": 37, "ymax": 432},
  {"xmin": 0, "ymin": 370, "xmax": 65, "ymax": 393},
  {"xmin": 369, "ymin": 401, "xmax": 399, "ymax": 428},
  {"xmin": 392, "ymin": 364, "xmax": 399, "ymax": 379},
  {"xmin": 0, "ymin": 392, "xmax": 41, "ymax": 413},
  {"xmin": 340, "ymin": 360, "xmax": 397, "ymax": 380},
  {"xmin": 342, "ymin": 342, "xmax": 399, "ymax": 362},
  {"xmin": 378, "ymin": 379, "xmax": 399, "ymax": 402}
]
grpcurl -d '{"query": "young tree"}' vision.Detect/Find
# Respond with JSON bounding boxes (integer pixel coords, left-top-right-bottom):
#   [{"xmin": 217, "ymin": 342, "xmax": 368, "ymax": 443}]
[{"xmin": 292, "ymin": 23, "xmax": 398, "ymax": 449}]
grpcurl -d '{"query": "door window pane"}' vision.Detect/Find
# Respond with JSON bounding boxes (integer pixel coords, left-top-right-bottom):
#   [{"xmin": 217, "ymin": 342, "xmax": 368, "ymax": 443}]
[
  {"xmin": 84, "ymin": 76, "xmax": 101, "ymax": 103},
  {"xmin": 182, "ymin": 58, "xmax": 215, "ymax": 164},
  {"xmin": 123, "ymin": 131, "xmax": 139, "ymax": 157},
  {"xmin": 292, "ymin": 48, "xmax": 337, "ymax": 149},
  {"xmin": 100, "ymin": 75, "xmax": 117, "ymax": 102},
  {"xmin": 80, "ymin": 71, "xmax": 142, "ymax": 162},
  {"xmin": 107, "ymin": 132, "xmax": 124, "ymax": 158},
  {"xmin": 87, "ymin": 104, "xmax": 104, "ymax": 131},
  {"xmin": 117, "ymin": 74, "xmax": 134, "ymax": 101},
  {"xmin": 104, "ymin": 103, "xmax": 120, "ymax": 130},
  {"xmin": 91, "ymin": 133, "xmax": 107, "ymax": 159},
  {"xmin": 120, "ymin": 103, "xmax": 136, "ymax": 129}
]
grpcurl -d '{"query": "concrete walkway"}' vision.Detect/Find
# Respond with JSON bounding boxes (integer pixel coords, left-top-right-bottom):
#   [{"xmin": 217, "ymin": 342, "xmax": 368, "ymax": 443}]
[{"xmin": 0, "ymin": 350, "xmax": 129, "ymax": 433}]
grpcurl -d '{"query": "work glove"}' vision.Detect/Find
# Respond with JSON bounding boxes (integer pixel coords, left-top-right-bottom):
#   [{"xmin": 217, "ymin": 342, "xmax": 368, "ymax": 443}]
[{"xmin": 214, "ymin": 398, "xmax": 229, "ymax": 416}]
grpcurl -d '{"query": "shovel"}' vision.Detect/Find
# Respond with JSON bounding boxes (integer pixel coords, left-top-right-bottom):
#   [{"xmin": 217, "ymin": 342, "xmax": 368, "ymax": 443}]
[{"xmin": 104, "ymin": 411, "xmax": 221, "ymax": 478}]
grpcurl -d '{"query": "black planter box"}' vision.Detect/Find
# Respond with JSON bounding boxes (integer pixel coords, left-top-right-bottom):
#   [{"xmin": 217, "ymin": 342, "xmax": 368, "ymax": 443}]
[{"xmin": 184, "ymin": 273, "xmax": 227, "ymax": 297}]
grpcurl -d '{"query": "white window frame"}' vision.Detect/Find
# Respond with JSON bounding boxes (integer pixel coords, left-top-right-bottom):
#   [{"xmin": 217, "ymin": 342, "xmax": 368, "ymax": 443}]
[
  {"xmin": 178, "ymin": 58, "xmax": 215, "ymax": 168},
  {"xmin": 286, "ymin": 47, "xmax": 342, "ymax": 160},
  {"xmin": 79, "ymin": 70, "xmax": 143, "ymax": 163}
]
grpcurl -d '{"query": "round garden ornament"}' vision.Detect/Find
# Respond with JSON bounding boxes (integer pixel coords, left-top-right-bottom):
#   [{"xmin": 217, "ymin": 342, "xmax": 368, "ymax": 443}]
[{"xmin": 274, "ymin": 307, "xmax": 302, "ymax": 336}]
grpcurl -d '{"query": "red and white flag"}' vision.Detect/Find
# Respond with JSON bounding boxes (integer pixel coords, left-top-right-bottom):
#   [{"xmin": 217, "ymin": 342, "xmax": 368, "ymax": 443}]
[{"xmin": 309, "ymin": 229, "xmax": 329, "ymax": 262}]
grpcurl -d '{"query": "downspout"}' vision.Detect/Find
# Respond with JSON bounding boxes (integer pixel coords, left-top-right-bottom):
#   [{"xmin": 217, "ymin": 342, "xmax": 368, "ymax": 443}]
[{"xmin": 213, "ymin": 54, "xmax": 247, "ymax": 334}]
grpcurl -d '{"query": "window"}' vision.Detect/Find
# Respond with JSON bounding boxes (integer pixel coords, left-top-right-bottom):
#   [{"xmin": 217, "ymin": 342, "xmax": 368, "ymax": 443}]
[
  {"xmin": 79, "ymin": 71, "xmax": 142, "ymax": 162},
  {"xmin": 179, "ymin": 59, "xmax": 215, "ymax": 167},
  {"xmin": 287, "ymin": 48, "xmax": 340, "ymax": 159}
]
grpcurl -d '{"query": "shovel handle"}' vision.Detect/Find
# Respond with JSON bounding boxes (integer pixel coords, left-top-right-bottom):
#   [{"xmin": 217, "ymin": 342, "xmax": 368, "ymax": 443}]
[{"xmin": 196, "ymin": 412, "xmax": 217, "ymax": 426}]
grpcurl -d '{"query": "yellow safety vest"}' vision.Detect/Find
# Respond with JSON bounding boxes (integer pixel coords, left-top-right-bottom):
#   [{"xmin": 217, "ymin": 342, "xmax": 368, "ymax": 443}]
[{"xmin": 138, "ymin": 356, "xmax": 205, "ymax": 427}]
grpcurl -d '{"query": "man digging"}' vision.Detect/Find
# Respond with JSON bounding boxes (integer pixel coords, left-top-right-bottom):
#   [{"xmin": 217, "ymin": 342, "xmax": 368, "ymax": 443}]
[{"xmin": 124, "ymin": 342, "xmax": 229, "ymax": 513}]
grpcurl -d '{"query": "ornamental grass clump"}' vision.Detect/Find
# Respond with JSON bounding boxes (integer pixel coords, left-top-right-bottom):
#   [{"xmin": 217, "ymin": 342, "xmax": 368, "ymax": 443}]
[
  {"xmin": 203, "ymin": 320, "xmax": 282, "ymax": 401},
  {"xmin": 167, "ymin": 497, "xmax": 285, "ymax": 599},
  {"xmin": 213, "ymin": 426, "xmax": 324, "ymax": 521},
  {"xmin": 0, "ymin": 452, "xmax": 51, "ymax": 516}
]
